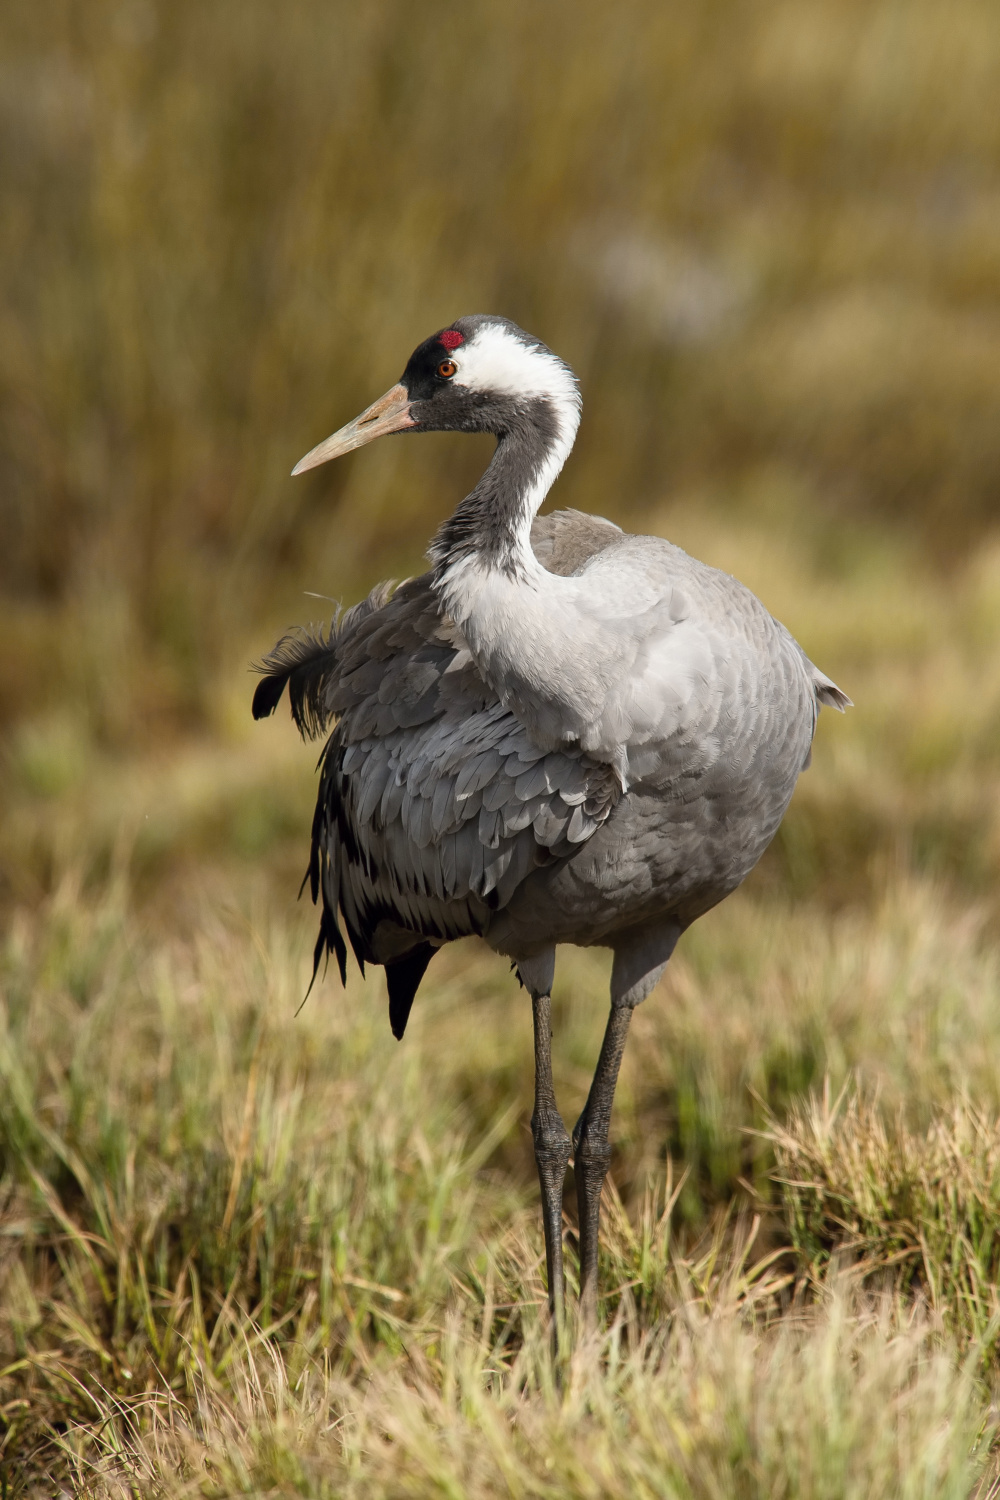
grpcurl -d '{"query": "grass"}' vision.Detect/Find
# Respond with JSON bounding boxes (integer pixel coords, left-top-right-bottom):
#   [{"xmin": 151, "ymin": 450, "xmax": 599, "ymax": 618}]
[
  {"xmin": 43, "ymin": 1290, "xmax": 999, "ymax": 1498},
  {"xmin": 4, "ymin": 858, "xmax": 1000, "ymax": 1492},
  {"xmin": 771, "ymin": 1087, "xmax": 1000, "ymax": 1356}
]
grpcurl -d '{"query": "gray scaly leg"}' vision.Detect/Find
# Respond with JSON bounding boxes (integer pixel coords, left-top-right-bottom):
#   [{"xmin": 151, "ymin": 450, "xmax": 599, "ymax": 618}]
[
  {"xmin": 530, "ymin": 992, "xmax": 572, "ymax": 1345},
  {"xmin": 572, "ymin": 1004, "xmax": 633, "ymax": 1328}
]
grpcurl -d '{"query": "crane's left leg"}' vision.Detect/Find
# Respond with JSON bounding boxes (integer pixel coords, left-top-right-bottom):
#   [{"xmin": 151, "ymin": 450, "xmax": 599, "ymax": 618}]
[
  {"xmin": 531, "ymin": 991, "xmax": 572, "ymax": 1341},
  {"xmin": 571, "ymin": 922, "xmax": 683, "ymax": 1327},
  {"xmin": 571, "ymin": 1003, "xmax": 633, "ymax": 1328},
  {"xmin": 518, "ymin": 951, "xmax": 571, "ymax": 1347}
]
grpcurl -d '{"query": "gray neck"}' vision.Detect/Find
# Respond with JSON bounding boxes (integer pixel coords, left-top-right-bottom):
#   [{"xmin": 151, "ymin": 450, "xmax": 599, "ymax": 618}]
[{"xmin": 429, "ymin": 396, "xmax": 574, "ymax": 588}]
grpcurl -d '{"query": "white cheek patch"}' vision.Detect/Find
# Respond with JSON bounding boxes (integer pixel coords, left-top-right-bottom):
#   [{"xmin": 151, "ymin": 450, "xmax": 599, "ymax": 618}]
[{"xmin": 454, "ymin": 323, "xmax": 581, "ymax": 410}]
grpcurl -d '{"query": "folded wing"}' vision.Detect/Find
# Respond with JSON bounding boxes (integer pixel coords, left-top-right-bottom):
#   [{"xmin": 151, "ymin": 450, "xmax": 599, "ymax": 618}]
[{"xmin": 252, "ymin": 511, "xmax": 623, "ymax": 1033}]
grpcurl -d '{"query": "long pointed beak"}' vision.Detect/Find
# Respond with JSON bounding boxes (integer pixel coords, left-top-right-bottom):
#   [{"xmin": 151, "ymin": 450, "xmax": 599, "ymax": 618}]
[{"xmin": 291, "ymin": 383, "xmax": 415, "ymax": 475}]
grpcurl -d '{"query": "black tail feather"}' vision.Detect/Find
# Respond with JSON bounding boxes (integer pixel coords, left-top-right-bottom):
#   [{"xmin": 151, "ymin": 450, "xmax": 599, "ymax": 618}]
[
  {"xmin": 251, "ymin": 624, "xmax": 339, "ymax": 738},
  {"xmin": 251, "ymin": 585, "xmax": 398, "ymax": 739},
  {"xmin": 386, "ymin": 946, "xmax": 435, "ymax": 1040},
  {"xmin": 251, "ymin": 671, "xmax": 291, "ymax": 721}
]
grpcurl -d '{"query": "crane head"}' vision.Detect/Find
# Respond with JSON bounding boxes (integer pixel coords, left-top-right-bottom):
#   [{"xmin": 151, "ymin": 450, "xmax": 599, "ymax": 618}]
[{"xmin": 291, "ymin": 316, "xmax": 579, "ymax": 476}]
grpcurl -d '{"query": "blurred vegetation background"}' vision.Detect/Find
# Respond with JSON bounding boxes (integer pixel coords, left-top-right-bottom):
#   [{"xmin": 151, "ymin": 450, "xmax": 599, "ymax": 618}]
[{"xmin": 3, "ymin": 0, "xmax": 1000, "ymax": 741}]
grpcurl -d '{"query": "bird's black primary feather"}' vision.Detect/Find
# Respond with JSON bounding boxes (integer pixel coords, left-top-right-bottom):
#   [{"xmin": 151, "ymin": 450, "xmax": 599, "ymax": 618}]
[
  {"xmin": 386, "ymin": 944, "xmax": 435, "ymax": 1039},
  {"xmin": 251, "ymin": 624, "xmax": 340, "ymax": 737},
  {"xmin": 252, "ymin": 585, "xmax": 397, "ymax": 739},
  {"xmin": 311, "ymin": 901, "xmax": 347, "ymax": 988},
  {"xmin": 251, "ymin": 670, "xmax": 291, "ymax": 722}
]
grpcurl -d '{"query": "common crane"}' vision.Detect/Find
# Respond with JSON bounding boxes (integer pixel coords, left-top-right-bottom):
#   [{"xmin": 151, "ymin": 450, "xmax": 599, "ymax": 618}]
[{"xmin": 253, "ymin": 315, "xmax": 849, "ymax": 1332}]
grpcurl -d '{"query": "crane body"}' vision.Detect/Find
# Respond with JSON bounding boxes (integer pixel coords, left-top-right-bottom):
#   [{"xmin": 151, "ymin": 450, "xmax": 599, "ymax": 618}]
[{"xmin": 254, "ymin": 315, "xmax": 849, "ymax": 1330}]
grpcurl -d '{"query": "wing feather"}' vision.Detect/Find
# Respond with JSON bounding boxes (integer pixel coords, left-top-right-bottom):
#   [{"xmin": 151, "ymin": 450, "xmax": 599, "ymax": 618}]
[{"xmin": 254, "ymin": 512, "xmax": 627, "ymax": 1030}]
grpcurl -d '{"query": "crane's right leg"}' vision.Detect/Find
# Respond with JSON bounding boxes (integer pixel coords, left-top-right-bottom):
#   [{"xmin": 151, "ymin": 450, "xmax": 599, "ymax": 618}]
[{"xmin": 530, "ymin": 990, "xmax": 572, "ymax": 1347}]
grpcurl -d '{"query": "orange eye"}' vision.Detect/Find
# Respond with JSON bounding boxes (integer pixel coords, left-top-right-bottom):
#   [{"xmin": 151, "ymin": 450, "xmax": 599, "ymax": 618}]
[{"xmin": 437, "ymin": 359, "xmax": 457, "ymax": 379}]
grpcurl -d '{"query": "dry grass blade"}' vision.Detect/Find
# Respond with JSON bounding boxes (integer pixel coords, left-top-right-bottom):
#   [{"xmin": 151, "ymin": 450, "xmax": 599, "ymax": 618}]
[{"xmin": 765, "ymin": 1083, "xmax": 1000, "ymax": 1356}]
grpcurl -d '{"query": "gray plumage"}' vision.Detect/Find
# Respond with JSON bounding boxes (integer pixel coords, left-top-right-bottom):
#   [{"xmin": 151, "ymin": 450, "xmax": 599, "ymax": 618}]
[
  {"xmin": 254, "ymin": 314, "xmax": 849, "ymax": 1330},
  {"xmin": 254, "ymin": 506, "xmax": 846, "ymax": 1013}
]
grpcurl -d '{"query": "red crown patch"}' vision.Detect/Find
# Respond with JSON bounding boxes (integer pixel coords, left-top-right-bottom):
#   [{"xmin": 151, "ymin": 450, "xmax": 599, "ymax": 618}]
[{"xmin": 439, "ymin": 329, "xmax": 464, "ymax": 350}]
